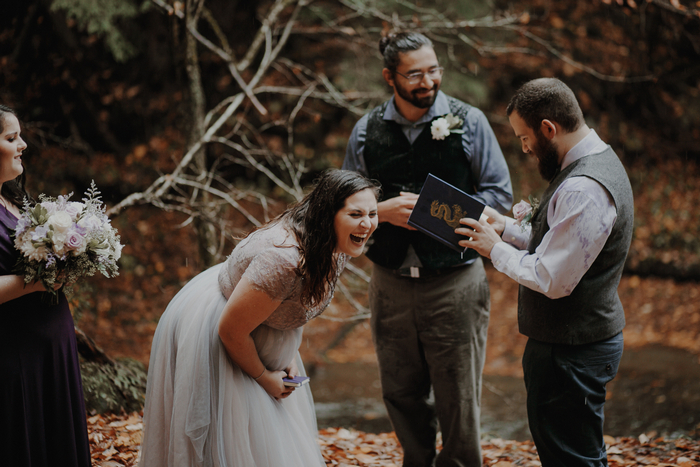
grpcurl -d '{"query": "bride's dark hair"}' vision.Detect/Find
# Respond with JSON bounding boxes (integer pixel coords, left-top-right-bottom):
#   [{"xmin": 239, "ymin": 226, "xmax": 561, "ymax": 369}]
[
  {"xmin": 0, "ymin": 105, "xmax": 32, "ymax": 207},
  {"xmin": 279, "ymin": 170, "xmax": 380, "ymax": 308}
]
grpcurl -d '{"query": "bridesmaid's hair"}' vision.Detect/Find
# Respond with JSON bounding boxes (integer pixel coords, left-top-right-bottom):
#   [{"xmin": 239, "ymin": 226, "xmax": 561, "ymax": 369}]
[
  {"xmin": 0, "ymin": 105, "xmax": 32, "ymax": 208},
  {"xmin": 379, "ymin": 32, "xmax": 433, "ymax": 72},
  {"xmin": 281, "ymin": 170, "xmax": 380, "ymax": 308}
]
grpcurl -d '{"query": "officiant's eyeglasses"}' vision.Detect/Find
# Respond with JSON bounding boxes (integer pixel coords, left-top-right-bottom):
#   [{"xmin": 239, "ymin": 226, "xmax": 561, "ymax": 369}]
[{"xmin": 395, "ymin": 67, "xmax": 444, "ymax": 85}]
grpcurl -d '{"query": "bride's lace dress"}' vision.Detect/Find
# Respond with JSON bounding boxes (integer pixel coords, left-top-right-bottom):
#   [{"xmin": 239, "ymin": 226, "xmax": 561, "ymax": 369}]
[{"xmin": 140, "ymin": 222, "xmax": 347, "ymax": 466}]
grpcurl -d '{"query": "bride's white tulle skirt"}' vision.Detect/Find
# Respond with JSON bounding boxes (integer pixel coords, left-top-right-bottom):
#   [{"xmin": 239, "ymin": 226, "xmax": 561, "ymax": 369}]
[{"xmin": 139, "ymin": 264, "xmax": 325, "ymax": 467}]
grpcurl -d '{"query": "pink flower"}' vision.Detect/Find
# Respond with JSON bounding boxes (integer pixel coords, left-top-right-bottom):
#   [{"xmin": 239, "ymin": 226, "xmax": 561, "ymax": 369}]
[
  {"xmin": 513, "ymin": 200, "xmax": 532, "ymax": 225},
  {"xmin": 65, "ymin": 229, "xmax": 87, "ymax": 254}
]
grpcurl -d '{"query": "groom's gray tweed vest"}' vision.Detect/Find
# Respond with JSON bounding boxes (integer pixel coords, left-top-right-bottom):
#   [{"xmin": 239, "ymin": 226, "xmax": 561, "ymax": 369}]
[
  {"xmin": 518, "ymin": 146, "xmax": 634, "ymax": 345},
  {"xmin": 363, "ymin": 96, "xmax": 479, "ymax": 270}
]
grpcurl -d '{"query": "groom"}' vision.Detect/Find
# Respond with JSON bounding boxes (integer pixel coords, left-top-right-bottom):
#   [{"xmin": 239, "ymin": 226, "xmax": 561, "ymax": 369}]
[{"xmin": 458, "ymin": 78, "xmax": 634, "ymax": 467}]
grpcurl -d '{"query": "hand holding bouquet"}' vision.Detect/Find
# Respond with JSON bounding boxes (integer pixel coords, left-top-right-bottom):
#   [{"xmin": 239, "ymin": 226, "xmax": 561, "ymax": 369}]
[{"xmin": 13, "ymin": 181, "xmax": 123, "ymax": 302}]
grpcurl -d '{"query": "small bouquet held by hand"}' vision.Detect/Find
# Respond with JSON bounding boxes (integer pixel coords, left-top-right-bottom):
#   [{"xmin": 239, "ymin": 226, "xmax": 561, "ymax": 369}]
[{"xmin": 13, "ymin": 181, "xmax": 123, "ymax": 303}]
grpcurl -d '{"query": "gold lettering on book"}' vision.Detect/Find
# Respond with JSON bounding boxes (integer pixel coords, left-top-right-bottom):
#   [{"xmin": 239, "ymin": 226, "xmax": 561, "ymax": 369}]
[{"xmin": 430, "ymin": 200, "xmax": 466, "ymax": 229}]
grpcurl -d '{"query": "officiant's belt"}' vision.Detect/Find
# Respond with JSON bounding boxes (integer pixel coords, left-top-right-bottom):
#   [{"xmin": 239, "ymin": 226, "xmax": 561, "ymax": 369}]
[{"xmin": 394, "ymin": 264, "xmax": 467, "ymax": 279}]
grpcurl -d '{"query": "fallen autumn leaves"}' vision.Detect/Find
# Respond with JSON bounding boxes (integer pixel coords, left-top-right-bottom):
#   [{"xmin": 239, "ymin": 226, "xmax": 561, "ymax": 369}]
[{"xmin": 88, "ymin": 412, "xmax": 700, "ymax": 467}]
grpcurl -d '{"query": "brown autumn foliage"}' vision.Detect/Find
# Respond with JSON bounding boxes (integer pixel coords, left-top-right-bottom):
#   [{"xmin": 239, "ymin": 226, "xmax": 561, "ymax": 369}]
[{"xmin": 86, "ymin": 411, "xmax": 700, "ymax": 466}]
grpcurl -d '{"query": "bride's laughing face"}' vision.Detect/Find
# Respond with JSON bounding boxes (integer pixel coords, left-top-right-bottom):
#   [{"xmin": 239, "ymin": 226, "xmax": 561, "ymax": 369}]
[
  {"xmin": 333, "ymin": 188, "xmax": 378, "ymax": 257},
  {"xmin": 0, "ymin": 114, "xmax": 26, "ymax": 184}
]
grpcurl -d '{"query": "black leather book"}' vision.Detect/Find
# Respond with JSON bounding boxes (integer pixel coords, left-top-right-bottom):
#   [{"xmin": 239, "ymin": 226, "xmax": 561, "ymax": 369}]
[{"xmin": 407, "ymin": 174, "xmax": 485, "ymax": 252}]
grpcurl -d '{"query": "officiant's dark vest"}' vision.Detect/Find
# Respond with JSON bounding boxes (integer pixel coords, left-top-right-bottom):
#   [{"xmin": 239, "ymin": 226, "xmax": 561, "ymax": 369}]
[
  {"xmin": 363, "ymin": 96, "xmax": 478, "ymax": 270},
  {"xmin": 518, "ymin": 146, "xmax": 633, "ymax": 345}
]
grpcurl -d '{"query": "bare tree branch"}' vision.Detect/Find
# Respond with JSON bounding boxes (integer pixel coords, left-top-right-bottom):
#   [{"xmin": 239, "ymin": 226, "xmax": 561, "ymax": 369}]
[
  {"xmin": 334, "ymin": 0, "xmax": 658, "ymax": 83},
  {"xmin": 238, "ymin": 0, "xmax": 302, "ymax": 71},
  {"xmin": 508, "ymin": 26, "xmax": 656, "ymax": 83},
  {"xmin": 186, "ymin": 25, "xmax": 268, "ymax": 115}
]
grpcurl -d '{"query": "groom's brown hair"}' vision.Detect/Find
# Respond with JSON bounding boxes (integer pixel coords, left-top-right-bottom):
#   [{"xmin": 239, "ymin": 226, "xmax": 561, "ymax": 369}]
[{"xmin": 506, "ymin": 78, "xmax": 585, "ymax": 133}]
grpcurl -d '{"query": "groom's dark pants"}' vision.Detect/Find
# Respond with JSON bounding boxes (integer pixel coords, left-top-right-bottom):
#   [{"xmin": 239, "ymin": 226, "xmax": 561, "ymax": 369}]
[
  {"xmin": 369, "ymin": 258, "xmax": 490, "ymax": 467},
  {"xmin": 523, "ymin": 332, "xmax": 624, "ymax": 467}
]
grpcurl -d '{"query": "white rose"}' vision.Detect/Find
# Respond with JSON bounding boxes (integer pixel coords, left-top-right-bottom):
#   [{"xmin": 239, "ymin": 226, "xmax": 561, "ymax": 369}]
[
  {"xmin": 78, "ymin": 214, "xmax": 104, "ymax": 232},
  {"xmin": 47, "ymin": 211, "xmax": 73, "ymax": 233},
  {"xmin": 42, "ymin": 201, "xmax": 58, "ymax": 216},
  {"xmin": 431, "ymin": 118, "xmax": 450, "ymax": 140},
  {"xmin": 51, "ymin": 231, "xmax": 67, "ymax": 255},
  {"xmin": 65, "ymin": 202, "xmax": 85, "ymax": 220},
  {"xmin": 444, "ymin": 113, "xmax": 461, "ymax": 128}
]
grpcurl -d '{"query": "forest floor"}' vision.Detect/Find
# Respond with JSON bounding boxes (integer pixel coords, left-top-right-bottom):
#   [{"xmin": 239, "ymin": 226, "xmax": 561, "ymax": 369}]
[{"xmin": 86, "ymin": 410, "xmax": 700, "ymax": 466}]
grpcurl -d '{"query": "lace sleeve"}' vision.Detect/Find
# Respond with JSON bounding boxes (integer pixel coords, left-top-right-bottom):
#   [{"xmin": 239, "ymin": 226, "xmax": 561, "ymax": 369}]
[{"xmin": 243, "ymin": 246, "xmax": 301, "ymax": 301}]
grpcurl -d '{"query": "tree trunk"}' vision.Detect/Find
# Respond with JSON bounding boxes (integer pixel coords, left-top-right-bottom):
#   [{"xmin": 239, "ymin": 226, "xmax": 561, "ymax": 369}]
[{"xmin": 186, "ymin": 0, "xmax": 218, "ymax": 268}]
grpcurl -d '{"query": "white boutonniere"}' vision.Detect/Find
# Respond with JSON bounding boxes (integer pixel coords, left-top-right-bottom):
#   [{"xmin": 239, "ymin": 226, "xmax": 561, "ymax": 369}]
[
  {"xmin": 513, "ymin": 195, "xmax": 540, "ymax": 231},
  {"xmin": 431, "ymin": 113, "xmax": 464, "ymax": 140}
]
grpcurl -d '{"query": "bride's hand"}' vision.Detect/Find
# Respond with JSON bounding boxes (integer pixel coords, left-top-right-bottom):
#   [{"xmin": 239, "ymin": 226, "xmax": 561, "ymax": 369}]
[
  {"xmin": 257, "ymin": 369, "xmax": 295, "ymax": 400},
  {"xmin": 285, "ymin": 358, "xmax": 300, "ymax": 378}
]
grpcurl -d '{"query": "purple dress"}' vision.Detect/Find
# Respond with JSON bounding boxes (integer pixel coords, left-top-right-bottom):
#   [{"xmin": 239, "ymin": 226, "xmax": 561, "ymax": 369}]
[{"xmin": 0, "ymin": 204, "xmax": 91, "ymax": 467}]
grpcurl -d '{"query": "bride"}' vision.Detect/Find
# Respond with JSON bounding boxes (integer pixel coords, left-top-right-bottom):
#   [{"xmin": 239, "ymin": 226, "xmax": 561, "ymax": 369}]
[{"xmin": 140, "ymin": 170, "xmax": 380, "ymax": 466}]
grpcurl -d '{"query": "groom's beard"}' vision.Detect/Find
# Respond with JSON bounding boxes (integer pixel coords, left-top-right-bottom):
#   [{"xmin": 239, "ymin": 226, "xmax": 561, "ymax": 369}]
[{"xmin": 533, "ymin": 131, "xmax": 561, "ymax": 182}]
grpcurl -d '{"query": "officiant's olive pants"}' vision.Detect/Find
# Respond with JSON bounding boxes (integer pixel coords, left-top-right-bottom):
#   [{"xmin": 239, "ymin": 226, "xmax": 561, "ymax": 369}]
[{"xmin": 369, "ymin": 259, "xmax": 490, "ymax": 467}]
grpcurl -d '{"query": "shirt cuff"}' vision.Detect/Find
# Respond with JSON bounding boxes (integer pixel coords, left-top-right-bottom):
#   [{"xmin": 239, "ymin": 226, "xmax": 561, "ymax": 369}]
[
  {"xmin": 502, "ymin": 218, "xmax": 530, "ymax": 249},
  {"xmin": 490, "ymin": 242, "xmax": 519, "ymax": 271}
]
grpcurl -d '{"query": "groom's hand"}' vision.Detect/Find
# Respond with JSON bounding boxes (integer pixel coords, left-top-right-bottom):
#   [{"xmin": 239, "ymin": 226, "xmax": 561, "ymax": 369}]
[
  {"xmin": 456, "ymin": 217, "xmax": 502, "ymax": 259},
  {"xmin": 481, "ymin": 205, "xmax": 506, "ymax": 236}
]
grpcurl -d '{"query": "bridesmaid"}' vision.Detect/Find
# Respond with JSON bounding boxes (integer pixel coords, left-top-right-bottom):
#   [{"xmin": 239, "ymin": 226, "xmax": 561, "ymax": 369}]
[{"xmin": 0, "ymin": 105, "xmax": 91, "ymax": 467}]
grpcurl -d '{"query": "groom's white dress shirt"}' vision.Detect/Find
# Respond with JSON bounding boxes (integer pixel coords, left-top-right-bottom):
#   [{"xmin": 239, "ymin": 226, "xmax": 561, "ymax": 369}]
[{"xmin": 490, "ymin": 130, "xmax": 618, "ymax": 299}]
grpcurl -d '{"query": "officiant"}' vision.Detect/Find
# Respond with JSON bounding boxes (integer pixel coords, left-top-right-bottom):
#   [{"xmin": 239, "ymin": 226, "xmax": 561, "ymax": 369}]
[
  {"xmin": 458, "ymin": 77, "xmax": 634, "ymax": 467},
  {"xmin": 342, "ymin": 31, "xmax": 512, "ymax": 467}
]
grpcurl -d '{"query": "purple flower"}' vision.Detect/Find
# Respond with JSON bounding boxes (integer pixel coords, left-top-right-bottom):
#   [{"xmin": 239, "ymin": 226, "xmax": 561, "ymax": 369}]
[
  {"xmin": 15, "ymin": 217, "xmax": 31, "ymax": 235},
  {"xmin": 65, "ymin": 229, "xmax": 86, "ymax": 253},
  {"xmin": 513, "ymin": 200, "xmax": 532, "ymax": 225},
  {"xmin": 30, "ymin": 225, "xmax": 49, "ymax": 242}
]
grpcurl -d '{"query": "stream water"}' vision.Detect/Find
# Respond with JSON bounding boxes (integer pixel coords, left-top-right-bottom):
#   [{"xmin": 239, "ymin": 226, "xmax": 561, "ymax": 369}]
[{"xmin": 310, "ymin": 345, "xmax": 700, "ymax": 440}]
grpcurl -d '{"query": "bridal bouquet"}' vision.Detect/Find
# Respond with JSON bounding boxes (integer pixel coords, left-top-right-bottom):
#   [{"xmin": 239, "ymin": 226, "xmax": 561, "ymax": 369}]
[{"xmin": 13, "ymin": 181, "xmax": 123, "ymax": 302}]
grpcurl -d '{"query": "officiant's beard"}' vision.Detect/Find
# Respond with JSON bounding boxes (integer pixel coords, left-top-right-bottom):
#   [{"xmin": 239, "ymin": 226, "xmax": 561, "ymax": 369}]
[
  {"xmin": 394, "ymin": 79, "xmax": 439, "ymax": 109},
  {"xmin": 533, "ymin": 131, "xmax": 561, "ymax": 182}
]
